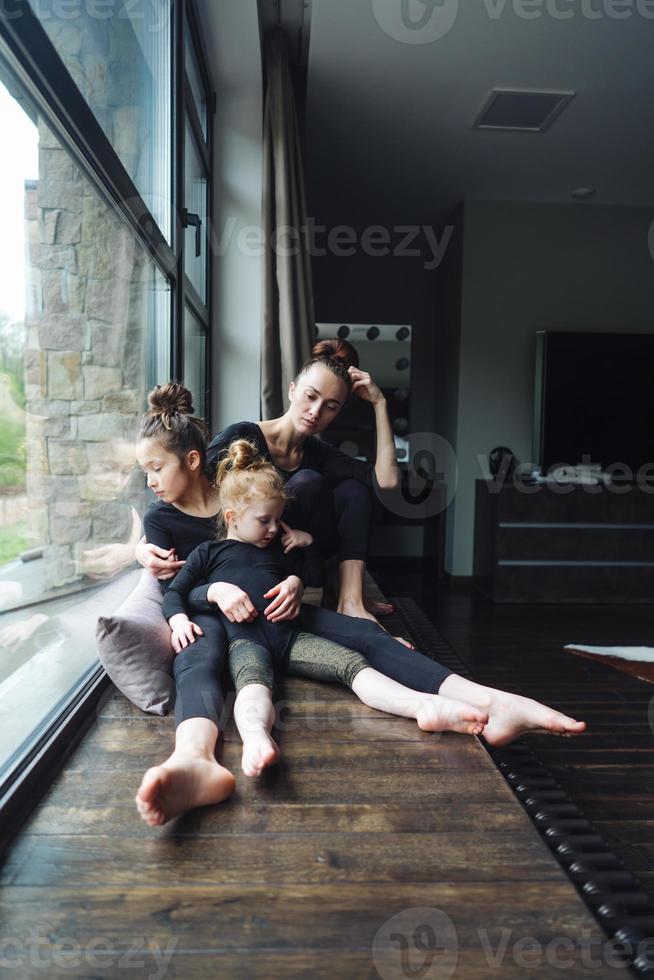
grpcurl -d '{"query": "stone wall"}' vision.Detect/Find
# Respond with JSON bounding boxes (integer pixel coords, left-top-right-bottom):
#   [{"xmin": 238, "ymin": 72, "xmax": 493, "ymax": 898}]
[{"xmin": 23, "ymin": 118, "xmax": 149, "ymax": 590}]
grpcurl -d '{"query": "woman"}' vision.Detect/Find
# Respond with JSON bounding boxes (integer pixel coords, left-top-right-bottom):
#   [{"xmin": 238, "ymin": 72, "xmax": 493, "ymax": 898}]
[
  {"xmin": 144, "ymin": 338, "xmax": 397, "ymax": 625},
  {"xmin": 133, "ymin": 382, "xmax": 585, "ymax": 827}
]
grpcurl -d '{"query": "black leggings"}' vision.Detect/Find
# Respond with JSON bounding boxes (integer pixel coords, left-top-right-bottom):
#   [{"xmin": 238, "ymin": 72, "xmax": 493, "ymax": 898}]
[
  {"xmin": 284, "ymin": 469, "xmax": 372, "ymax": 562},
  {"xmin": 297, "ymin": 604, "xmax": 451, "ymax": 693},
  {"xmin": 173, "ymin": 603, "xmax": 452, "ymax": 728},
  {"xmin": 172, "ymin": 612, "xmax": 228, "ymax": 728}
]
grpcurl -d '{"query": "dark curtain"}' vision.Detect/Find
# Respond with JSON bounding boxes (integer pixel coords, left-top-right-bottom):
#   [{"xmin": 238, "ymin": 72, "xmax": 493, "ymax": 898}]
[{"xmin": 260, "ymin": 30, "xmax": 315, "ymax": 419}]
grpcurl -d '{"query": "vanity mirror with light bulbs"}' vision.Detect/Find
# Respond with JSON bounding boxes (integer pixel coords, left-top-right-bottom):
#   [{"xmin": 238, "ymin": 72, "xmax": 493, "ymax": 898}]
[{"xmin": 315, "ymin": 322, "xmax": 412, "ymax": 464}]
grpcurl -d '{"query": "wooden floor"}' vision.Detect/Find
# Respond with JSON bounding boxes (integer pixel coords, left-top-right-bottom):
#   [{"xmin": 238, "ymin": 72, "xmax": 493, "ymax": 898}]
[
  {"xmin": 0, "ymin": 598, "xmax": 628, "ymax": 978},
  {"xmin": 379, "ymin": 568, "xmax": 654, "ymax": 904}
]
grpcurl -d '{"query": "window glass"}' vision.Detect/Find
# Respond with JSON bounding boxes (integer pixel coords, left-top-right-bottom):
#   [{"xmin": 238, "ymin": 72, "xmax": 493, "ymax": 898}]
[
  {"xmin": 183, "ymin": 304, "xmax": 206, "ymax": 418},
  {"xmin": 185, "ymin": 14, "xmax": 208, "ymax": 141},
  {"xmin": 184, "ymin": 118, "xmax": 207, "ymax": 303},
  {"xmin": 28, "ymin": 0, "xmax": 172, "ymax": 242},
  {"xmin": 0, "ymin": 55, "xmax": 170, "ymax": 772}
]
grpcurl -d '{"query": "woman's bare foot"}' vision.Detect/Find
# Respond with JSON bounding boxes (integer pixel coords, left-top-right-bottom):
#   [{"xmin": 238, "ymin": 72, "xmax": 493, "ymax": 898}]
[
  {"xmin": 135, "ymin": 749, "xmax": 235, "ymax": 827},
  {"xmin": 364, "ymin": 597, "xmax": 394, "ymax": 617},
  {"xmin": 241, "ymin": 730, "xmax": 280, "ymax": 778},
  {"xmin": 416, "ymin": 696, "xmax": 488, "ymax": 736},
  {"xmin": 337, "ymin": 598, "xmax": 415, "ymax": 649}
]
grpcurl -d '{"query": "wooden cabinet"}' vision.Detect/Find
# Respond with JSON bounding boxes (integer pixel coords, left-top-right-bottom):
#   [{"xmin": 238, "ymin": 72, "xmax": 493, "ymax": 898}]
[{"xmin": 473, "ymin": 479, "xmax": 654, "ymax": 603}]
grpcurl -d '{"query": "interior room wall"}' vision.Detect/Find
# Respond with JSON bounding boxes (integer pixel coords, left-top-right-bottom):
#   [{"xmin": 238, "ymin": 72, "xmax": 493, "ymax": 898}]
[
  {"xmin": 198, "ymin": 1, "xmax": 264, "ymax": 432},
  {"xmin": 312, "ymin": 247, "xmax": 438, "ymax": 437},
  {"xmin": 448, "ymin": 198, "xmax": 654, "ymax": 577}
]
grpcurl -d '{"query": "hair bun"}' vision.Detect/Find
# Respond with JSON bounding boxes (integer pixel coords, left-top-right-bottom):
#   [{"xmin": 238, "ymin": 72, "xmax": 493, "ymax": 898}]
[
  {"xmin": 226, "ymin": 438, "xmax": 261, "ymax": 471},
  {"xmin": 311, "ymin": 337, "xmax": 359, "ymax": 370},
  {"xmin": 148, "ymin": 382, "xmax": 194, "ymax": 419}
]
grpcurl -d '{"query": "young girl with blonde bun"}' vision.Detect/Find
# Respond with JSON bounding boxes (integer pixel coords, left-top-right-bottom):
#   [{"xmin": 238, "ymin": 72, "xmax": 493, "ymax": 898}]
[
  {"xmin": 163, "ymin": 438, "xmax": 490, "ymax": 778},
  {"xmin": 134, "ymin": 382, "xmax": 585, "ymax": 827}
]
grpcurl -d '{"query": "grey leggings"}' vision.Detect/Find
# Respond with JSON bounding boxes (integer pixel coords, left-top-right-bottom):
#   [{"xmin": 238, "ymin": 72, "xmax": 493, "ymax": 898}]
[{"xmin": 228, "ymin": 631, "xmax": 369, "ymax": 693}]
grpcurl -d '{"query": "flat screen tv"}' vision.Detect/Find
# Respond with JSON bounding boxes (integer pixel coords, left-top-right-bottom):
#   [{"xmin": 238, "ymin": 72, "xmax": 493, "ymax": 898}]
[{"xmin": 533, "ymin": 330, "xmax": 654, "ymax": 476}]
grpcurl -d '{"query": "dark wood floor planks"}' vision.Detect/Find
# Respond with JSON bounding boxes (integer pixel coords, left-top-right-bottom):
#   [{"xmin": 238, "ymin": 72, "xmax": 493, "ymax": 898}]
[
  {"xmin": 377, "ymin": 571, "xmax": 654, "ymax": 909},
  {"xmin": 0, "ymin": 625, "xmax": 626, "ymax": 978}
]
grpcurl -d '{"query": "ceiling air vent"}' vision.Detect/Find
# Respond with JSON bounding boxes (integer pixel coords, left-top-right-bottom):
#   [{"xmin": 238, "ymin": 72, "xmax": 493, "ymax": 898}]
[{"xmin": 473, "ymin": 88, "xmax": 575, "ymax": 133}]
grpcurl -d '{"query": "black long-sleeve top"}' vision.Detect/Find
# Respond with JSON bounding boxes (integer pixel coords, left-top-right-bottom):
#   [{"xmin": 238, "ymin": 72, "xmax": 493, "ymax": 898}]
[
  {"xmin": 162, "ymin": 538, "xmax": 322, "ymax": 657},
  {"xmin": 206, "ymin": 421, "xmax": 377, "ymax": 488}
]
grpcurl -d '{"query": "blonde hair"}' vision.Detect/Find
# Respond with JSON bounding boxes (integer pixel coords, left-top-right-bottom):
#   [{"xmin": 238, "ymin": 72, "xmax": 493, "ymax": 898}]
[{"xmin": 215, "ymin": 439, "xmax": 291, "ymax": 524}]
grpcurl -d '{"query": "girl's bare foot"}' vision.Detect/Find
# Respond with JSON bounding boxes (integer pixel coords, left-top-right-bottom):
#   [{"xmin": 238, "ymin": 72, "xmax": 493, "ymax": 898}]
[
  {"xmin": 135, "ymin": 750, "xmax": 235, "ymax": 827},
  {"xmin": 482, "ymin": 691, "xmax": 586, "ymax": 748},
  {"xmin": 241, "ymin": 730, "xmax": 280, "ymax": 777},
  {"xmin": 438, "ymin": 675, "xmax": 586, "ymax": 748},
  {"xmin": 416, "ymin": 696, "xmax": 488, "ymax": 736}
]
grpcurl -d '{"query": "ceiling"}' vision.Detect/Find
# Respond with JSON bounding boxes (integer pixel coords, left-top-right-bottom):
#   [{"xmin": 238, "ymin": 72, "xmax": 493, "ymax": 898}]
[{"xmin": 303, "ymin": 0, "xmax": 654, "ymax": 226}]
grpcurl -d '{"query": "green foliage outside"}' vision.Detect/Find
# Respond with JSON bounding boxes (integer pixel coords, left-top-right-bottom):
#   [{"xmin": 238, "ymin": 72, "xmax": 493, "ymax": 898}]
[
  {"xmin": 0, "ymin": 521, "xmax": 28, "ymax": 564},
  {"xmin": 0, "ymin": 315, "xmax": 26, "ymax": 492}
]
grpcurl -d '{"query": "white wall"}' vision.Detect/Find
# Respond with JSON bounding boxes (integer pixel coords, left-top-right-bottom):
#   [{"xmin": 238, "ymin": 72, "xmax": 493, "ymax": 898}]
[
  {"xmin": 198, "ymin": 1, "xmax": 263, "ymax": 432},
  {"xmin": 447, "ymin": 199, "xmax": 654, "ymax": 576}
]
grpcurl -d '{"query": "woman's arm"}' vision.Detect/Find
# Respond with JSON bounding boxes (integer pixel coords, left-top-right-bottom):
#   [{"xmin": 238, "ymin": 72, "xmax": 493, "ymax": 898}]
[{"xmin": 348, "ymin": 367, "xmax": 400, "ymax": 491}]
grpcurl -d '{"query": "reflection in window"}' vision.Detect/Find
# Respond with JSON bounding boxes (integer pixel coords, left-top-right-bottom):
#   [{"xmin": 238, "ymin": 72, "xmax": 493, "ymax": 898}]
[
  {"xmin": 0, "ymin": 51, "xmax": 171, "ymax": 770},
  {"xmin": 28, "ymin": 0, "xmax": 172, "ymax": 241}
]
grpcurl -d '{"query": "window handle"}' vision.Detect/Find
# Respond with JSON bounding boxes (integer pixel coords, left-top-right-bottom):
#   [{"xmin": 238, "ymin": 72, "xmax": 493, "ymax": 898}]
[{"xmin": 182, "ymin": 209, "xmax": 202, "ymax": 257}]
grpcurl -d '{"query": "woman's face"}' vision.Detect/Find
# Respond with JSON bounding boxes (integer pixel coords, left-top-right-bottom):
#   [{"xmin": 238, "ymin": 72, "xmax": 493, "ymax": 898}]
[
  {"xmin": 288, "ymin": 364, "xmax": 348, "ymax": 435},
  {"xmin": 136, "ymin": 438, "xmax": 193, "ymax": 504}
]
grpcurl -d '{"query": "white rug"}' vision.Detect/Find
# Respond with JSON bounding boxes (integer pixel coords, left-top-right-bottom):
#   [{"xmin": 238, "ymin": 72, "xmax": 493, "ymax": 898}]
[{"xmin": 565, "ymin": 644, "xmax": 654, "ymax": 683}]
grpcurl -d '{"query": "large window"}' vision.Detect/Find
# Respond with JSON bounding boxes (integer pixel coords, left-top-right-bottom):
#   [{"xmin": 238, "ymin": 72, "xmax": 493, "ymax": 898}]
[
  {"xmin": 0, "ymin": 1, "xmax": 214, "ymax": 810},
  {"xmin": 29, "ymin": 0, "xmax": 172, "ymax": 241}
]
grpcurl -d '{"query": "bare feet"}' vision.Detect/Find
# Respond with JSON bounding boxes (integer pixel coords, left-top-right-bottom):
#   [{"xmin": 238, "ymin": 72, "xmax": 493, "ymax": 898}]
[
  {"xmin": 416, "ymin": 696, "xmax": 488, "ymax": 736},
  {"xmin": 241, "ymin": 729, "xmax": 280, "ymax": 778},
  {"xmin": 364, "ymin": 597, "xmax": 395, "ymax": 617},
  {"xmin": 438, "ymin": 675, "xmax": 586, "ymax": 748},
  {"xmin": 337, "ymin": 599, "xmax": 415, "ymax": 649},
  {"xmin": 135, "ymin": 750, "xmax": 235, "ymax": 827},
  {"xmin": 482, "ymin": 691, "xmax": 586, "ymax": 748}
]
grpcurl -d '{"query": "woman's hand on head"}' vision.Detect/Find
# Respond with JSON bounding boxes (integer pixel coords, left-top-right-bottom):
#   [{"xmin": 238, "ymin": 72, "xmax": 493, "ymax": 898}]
[
  {"xmin": 135, "ymin": 536, "xmax": 185, "ymax": 580},
  {"xmin": 169, "ymin": 614, "xmax": 203, "ymax": 653},
  {"xmin": 263, "ymin": 575, "xmax": 304, "ymax": 622},
  {"xmin": 279, "ymin": 521, "xmax": 313, "ymax": 553},
  {"xmin": 207, "ymin": 582, "xmax": 258, "ymax": 623},
  {"xmin": 348, "ymin": 366, "xmax": 384, "ymax": 406}
]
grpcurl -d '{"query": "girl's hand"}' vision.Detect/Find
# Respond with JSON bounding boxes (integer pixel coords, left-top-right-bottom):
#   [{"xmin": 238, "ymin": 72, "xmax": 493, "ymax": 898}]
[
  {"xmin": 279, "ymin": 521, "xmax": 313, "ymax": 553},
  {"xmin": 348, "ymin": 366, "xmax": 384, "ymax": 406},
  {"xmin": 135, "ymin": 536, "xmax": 185, "ymax": 580},
  {"xmin": 263, "ymin": 575, "xmax": 304, "ymax": 622},
  {"xmin": 207, "ymin": 582, "xmax": 258, "ymax": 623},
  {"xmin": 169, "ymin": 614, "xmax": 203, "ymax": 653}
]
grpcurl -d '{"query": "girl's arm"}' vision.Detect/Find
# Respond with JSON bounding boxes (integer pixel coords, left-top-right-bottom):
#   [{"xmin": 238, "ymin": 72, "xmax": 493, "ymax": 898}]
[
  {"xmin": 348, "ymin": 366, "xmax": 400, "ymax": 491},
  {"xmin": 138, "ymin": 507, "xmax": 185, "ymax": 581},
  {"xmin": 163, "ymin": 549, "xmax": 210, "ymax": 652}
]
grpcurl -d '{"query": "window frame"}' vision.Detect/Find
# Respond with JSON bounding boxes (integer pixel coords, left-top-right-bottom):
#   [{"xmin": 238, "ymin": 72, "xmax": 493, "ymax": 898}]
[
  {"xmin": 178, "ymin": 0, "xmax": 214, "ymax": 418},
  {"xmin": 0, "ymin": 0, "xmax": 216, "ymax": 842}
]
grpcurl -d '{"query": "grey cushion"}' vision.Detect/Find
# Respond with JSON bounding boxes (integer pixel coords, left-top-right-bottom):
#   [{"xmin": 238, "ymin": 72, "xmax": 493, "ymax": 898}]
[{"xmin": 96, "ymin": 570, "xmax": 174, "ymax": 715}]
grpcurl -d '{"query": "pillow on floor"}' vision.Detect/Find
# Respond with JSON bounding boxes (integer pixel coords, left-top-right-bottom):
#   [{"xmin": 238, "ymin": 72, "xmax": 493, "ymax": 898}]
[{"xmin": 96, "ymin": 570, "xmax": 174, "ymax": 715}]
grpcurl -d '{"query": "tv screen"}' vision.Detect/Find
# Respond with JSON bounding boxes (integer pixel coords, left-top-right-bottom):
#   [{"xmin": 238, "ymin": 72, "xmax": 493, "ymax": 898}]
[{"xmin": 533, "ymin": 331, "xmax": 654, "ymax": 475}]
